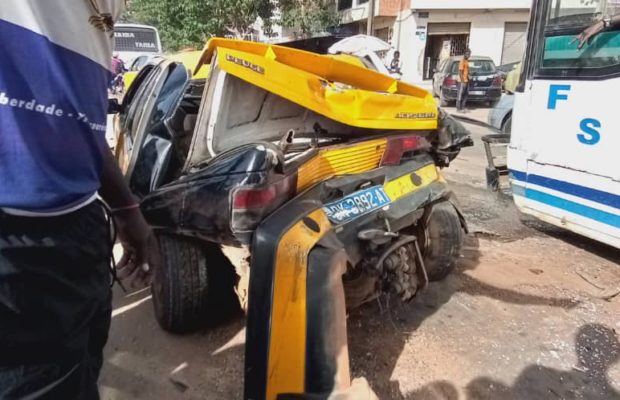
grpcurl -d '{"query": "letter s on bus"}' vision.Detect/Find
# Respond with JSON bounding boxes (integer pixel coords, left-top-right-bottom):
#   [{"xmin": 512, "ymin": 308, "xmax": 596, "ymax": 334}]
[{"xmin": 578, "ymin": 118, "xmax": 601, "ymax": 145}]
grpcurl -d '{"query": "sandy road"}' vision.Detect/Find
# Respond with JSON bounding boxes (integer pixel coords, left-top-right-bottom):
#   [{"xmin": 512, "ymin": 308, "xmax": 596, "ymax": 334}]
[{"xmin": 100, "ymin": 109, "xmax": 620, "ymax": 400}]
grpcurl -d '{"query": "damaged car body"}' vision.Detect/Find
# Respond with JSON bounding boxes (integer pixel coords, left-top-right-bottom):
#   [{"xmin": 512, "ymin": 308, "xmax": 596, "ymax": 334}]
[{"xmin": 111, "ymin": 39, "xmax": 472, "ymax": 399}]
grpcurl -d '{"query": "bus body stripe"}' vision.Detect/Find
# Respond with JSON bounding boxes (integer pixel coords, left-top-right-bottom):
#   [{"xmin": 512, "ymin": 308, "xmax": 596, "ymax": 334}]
[{"xmin": 510, "ymin": 170, "xmax": 620, "ymax": 210}]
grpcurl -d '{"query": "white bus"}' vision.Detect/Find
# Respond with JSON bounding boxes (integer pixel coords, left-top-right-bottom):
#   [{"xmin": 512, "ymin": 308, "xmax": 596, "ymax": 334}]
[
  {"xmin": 509, "ymin": 0, "xmax": 620, "ymax": 249},
  {"xmin": 114, "ymin": 23, "xmax": 162, "ymax": 66}
]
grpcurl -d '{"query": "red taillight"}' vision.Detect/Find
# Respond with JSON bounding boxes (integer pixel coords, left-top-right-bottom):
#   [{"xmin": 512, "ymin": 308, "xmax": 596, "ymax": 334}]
[
  {"xmin": 233, "ymin": 176, "xmax": 295, "ymax": 210},
  {"xmin": 443, "ymin": 76, "xmax": 458, "ymax": 87},
  {"xmin": 231, "ymin": 175, "xmax": 296, "ymax": 234},
  {"xmin": 381, "ymin": 136, "xmax": 426, "ymax": 166},
  {"xmin": 233, "ymin": 187, "xmax": 277, "ymax": 209}
]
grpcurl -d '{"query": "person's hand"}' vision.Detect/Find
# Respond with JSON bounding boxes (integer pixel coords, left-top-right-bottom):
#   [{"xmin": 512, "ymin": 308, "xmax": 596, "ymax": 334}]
[
  {"xmin": 574, "ymin": 20, "xmax": 605, "ymax": 49},
  {"xmin": 328, "ymin": 378, "xmax": 379, "ymax": 400},
  {"xmin": 113, "ymin": 207, "xmax": 160, "ymax": 288}
]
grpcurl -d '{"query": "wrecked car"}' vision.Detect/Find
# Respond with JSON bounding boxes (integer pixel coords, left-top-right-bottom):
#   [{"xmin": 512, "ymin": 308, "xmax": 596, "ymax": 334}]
[{"xmin": 110, "ymin": 39, "xmax": 472, "ymax": 399}]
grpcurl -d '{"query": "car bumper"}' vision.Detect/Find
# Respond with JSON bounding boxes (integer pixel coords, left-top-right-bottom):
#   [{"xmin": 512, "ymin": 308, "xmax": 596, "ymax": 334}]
[
  {"xmin": 442, "ymin": 87, "xmax": 502, "ymax": 102},
  {"xmin": 487, "ymin": 94, "xmax": 515, "ymax": 129}
]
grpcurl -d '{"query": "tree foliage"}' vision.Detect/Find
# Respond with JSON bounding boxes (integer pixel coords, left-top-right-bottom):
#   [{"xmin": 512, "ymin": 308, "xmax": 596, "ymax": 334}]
[
  {"xmin": 277, "ymin": 0, "xmax": 340, "ymax": 37},
  {"xmin": 124, "ymin": 0, "xmax": 337, "ymax": 50},
  {"xmin": 127, "ymin": 0, "xmax": 273, "ymax": 50}
]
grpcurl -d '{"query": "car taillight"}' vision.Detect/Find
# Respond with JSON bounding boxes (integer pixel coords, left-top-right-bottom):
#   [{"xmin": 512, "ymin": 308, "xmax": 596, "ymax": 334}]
[
  {"xmin": 443, "ymin": 76, "xmax": 457, "ymax": 87},
  {"xmin": 381, "ymin": 136, "xmax": 427, "ymax": 166},
  {"xmin": 492, "ymin": 76, "xmax": 503, "ymax": 87},
  {"xmin": 231, "ymin": 175, "xmax": 296, "ymax": 232}
]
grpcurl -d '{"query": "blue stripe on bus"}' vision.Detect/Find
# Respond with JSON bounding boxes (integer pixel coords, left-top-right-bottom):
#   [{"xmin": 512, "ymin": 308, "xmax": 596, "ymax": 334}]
[
  {"xmin": 509, "ymin": 170, "xmax": 620, "ymax": 210},
  {"xmin": 513, "ymin": 187, "xmax": 620, "ymax": 229}
]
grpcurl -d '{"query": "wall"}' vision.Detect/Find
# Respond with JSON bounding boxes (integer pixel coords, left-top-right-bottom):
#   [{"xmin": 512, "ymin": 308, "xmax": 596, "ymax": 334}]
[
  {"xmin": 379, "ymin": 0, "xmax": 411, "ymax": 16},
  {"xmin": 341, "ymin": 0, "xmax": 409, "ymax": 23},
  {"xmin": 412, "ymin": 0, "xmax": 530, "ymax": 9},
  {"xmin": 395, "ymin": 9, "xmax": 530, "ymax": 83}
]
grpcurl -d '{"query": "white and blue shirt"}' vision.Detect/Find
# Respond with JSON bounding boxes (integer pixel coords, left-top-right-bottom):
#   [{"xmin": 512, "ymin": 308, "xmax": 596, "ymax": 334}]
[{"xmin": 0, "ymin": 0, "xmax": 125, "ymax": 214}]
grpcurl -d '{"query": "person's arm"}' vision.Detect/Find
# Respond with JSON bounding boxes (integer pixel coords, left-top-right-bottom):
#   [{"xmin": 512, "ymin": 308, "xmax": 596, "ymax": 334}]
[
  {"xmin": 99, "ymin": 148, "xmax": 159, "ymax": 287},
  {"xmin": 576, "ymin": 13, "xmax": 620, "ymax": 48},
  {"xmin": 459, "ymin": 62, "xmax": 465, "ymax": 82}
]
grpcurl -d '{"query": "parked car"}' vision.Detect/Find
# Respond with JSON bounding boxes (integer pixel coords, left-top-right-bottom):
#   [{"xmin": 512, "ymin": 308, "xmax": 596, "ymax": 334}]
[
  {"xmin": 487, "ymin": 63, "xmax": 521, "ymax": 133},
  {"xmin": 432, "ymin": 56, "xmax": 502, "ymax": 107},
  {"xmin": 488, "ymin": 94, "xmax": 514, "ymax": 133},
  {"xmin": 129, "ymin": 54, "xmax": 152, "ymax": 71}
]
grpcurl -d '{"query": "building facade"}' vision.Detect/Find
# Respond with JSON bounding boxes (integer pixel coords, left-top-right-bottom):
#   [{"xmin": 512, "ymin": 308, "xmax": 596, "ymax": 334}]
[{"xmin": 338, "ymin": 0, "xmax": 531, "ymax": 83}]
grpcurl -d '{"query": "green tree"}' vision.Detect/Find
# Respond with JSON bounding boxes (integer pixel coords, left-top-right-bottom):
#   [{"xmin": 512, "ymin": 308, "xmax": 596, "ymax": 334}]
[
  {"xmin": 127, "ymin": 0, "xmax": 273, "ymax": 50},
  {"xmin": 277, "ymin": 0, "xmax": 340, "ymax": 38}
]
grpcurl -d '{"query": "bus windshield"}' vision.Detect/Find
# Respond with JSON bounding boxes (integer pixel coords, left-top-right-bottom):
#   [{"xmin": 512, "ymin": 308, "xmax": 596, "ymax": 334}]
[
  {"xmin": 114, "ymin": 25, "xmax": 162, "ymax": 54},
  {"xmin": 548, "ymin": 0, "xmax": 598, "ymax": 29},
  {"xmin": 537, "ymin": 0, "xmax": 620, "ymax": 76}
]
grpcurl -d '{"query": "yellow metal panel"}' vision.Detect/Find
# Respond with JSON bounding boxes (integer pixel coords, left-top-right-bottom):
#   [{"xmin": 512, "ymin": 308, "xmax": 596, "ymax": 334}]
[
  {"xmin": 327, "ymin": 54, "xmax": 366, "ymax": 68},
  {"xmin": 384, "ymin": 164, "xmax": 439, "ymax": 201},
  {"xmin": 297, "ymin": 140, "xmax": 387, "ymax": 192},
  {"xmin": 195, "ymin": 39, "xmax": 438, "ymax": 131},
  {"xmin": 122, "ymin": 71, "xmax": 139, "ymax": 90},
  {"xmin": 168, "ymin": 50, "xmax": 211, "ymax": 79},
  {"xmin": 267, "ymin": 209, "xmax": 332, "ymax": 399}
]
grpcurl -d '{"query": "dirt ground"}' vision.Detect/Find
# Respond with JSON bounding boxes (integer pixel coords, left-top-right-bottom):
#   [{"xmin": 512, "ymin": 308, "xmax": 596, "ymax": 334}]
[{"xmin": 100, "ymin": 109, "xmax": 620, "ymax": 400}]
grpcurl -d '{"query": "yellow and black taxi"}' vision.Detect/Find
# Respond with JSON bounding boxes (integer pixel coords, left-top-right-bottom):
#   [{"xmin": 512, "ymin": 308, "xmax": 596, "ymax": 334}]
[{"xmin": 109, "ymin": 38, "xmax": 472, "ymax": 400}]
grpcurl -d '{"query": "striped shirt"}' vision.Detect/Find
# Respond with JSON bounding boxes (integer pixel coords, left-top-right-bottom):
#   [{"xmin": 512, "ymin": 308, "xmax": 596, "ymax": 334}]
[{"xmin": 0, "ymin": 0, "xmax": 125, "ymax": 214}]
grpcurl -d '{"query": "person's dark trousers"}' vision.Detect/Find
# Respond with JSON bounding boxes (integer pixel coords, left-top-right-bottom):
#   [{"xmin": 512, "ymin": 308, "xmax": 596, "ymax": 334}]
[
  {"xmin": 457, "ymin": 81, "xmax": 469, "ymax": 111},
  {"xmin": 0, "ymin": 203, "xmax": 112, "ymax": 400}
]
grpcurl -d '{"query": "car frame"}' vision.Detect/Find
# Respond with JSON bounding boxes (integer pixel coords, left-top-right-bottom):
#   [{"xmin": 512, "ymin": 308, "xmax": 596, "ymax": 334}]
[{"xmin": 109, "ymin": 38, "xmax": 473, "ymax": 399}]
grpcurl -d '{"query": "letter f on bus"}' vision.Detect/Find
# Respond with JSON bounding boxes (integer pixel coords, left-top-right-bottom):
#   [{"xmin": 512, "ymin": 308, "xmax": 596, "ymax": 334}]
[{"xmin": 548, "ymin": 84, "xmax": 571, "ymax": 110}]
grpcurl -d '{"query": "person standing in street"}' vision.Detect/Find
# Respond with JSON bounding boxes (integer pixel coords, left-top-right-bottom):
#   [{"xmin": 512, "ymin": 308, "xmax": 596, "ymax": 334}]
[
  {"xmin": 457, "ymin": 49, "xmax": 471, "ymax": 112},
  {"xmin": 0, "ymin": 1, "xmax": 159, "ymax": 399}
]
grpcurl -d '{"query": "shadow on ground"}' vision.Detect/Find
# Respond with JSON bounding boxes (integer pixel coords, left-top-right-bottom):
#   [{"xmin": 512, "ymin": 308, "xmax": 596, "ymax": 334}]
[
  {"xmin": 348, "ymin": 233, "xmax": 582, "ymax": 399},
  {"xmin": 102, "ymin": 287, "xmax": 246, "ymax": 399},
  {"xmin": 522, "ymin": 218, "xmax": 620, "ymax": 266},
  {"xmin": 406, "ymin": 323, "xmax": 620, "ymax": 400}
]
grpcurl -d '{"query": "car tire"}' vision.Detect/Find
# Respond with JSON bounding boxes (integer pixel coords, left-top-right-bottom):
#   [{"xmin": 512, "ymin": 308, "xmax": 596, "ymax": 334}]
[
  {"xmin": 152, "ymin": 234, "xmax": 239, "ymax": 333},
  {"xmin": 421, "ymin": 202, "xmax": 463, "ymax": 282},
  {"xmin": 439, "ymin": 90, "xmax": 450, "ymax": 107},
  {"xmin": 502, "ymin": 114, "xmax": 512, "ymax": 134}
]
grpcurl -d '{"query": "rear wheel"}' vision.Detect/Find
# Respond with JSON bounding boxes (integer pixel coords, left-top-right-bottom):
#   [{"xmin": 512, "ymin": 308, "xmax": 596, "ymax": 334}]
[
  {"xmin": 502, "ymin": 114, "xmax": 513, "ymax": 134},
  {"xmin": 439, "ymin": 90, "xmax": 450, "ymax": 107},
  {"xmin": 152, "ymin": 235, "xmax": 239, "ymax": 333},
  {"xmin": 421, "ymin": 202, "xmax": 463, "ymax": 281}
]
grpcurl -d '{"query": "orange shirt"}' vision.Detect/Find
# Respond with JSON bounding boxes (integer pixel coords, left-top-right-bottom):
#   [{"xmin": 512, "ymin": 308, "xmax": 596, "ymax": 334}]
[{"xmin": 459, "ymin": 59, "xmax": 470, "ymax": 83}]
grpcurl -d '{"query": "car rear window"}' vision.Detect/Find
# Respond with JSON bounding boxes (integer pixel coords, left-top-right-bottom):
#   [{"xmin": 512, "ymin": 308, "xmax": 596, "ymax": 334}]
[{"xmin": 450, "ymin": 60, "xmax": 496, "ymax": 75}]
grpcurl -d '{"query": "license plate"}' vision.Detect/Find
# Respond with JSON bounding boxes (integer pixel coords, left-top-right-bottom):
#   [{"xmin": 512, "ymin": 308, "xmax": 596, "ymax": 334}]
[
  {"xmin": 323, "ymin": 186, "xmax": 391, "ymax": 224},
  {"xmin": 470, "ymin": 90, "xmax": 485, "ymax": 95}
]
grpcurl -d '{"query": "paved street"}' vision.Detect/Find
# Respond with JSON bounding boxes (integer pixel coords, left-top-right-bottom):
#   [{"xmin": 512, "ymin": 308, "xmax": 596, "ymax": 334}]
[{"xmin": 100, "ymin": 110, "xmax": 620, "ymax": 400}]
